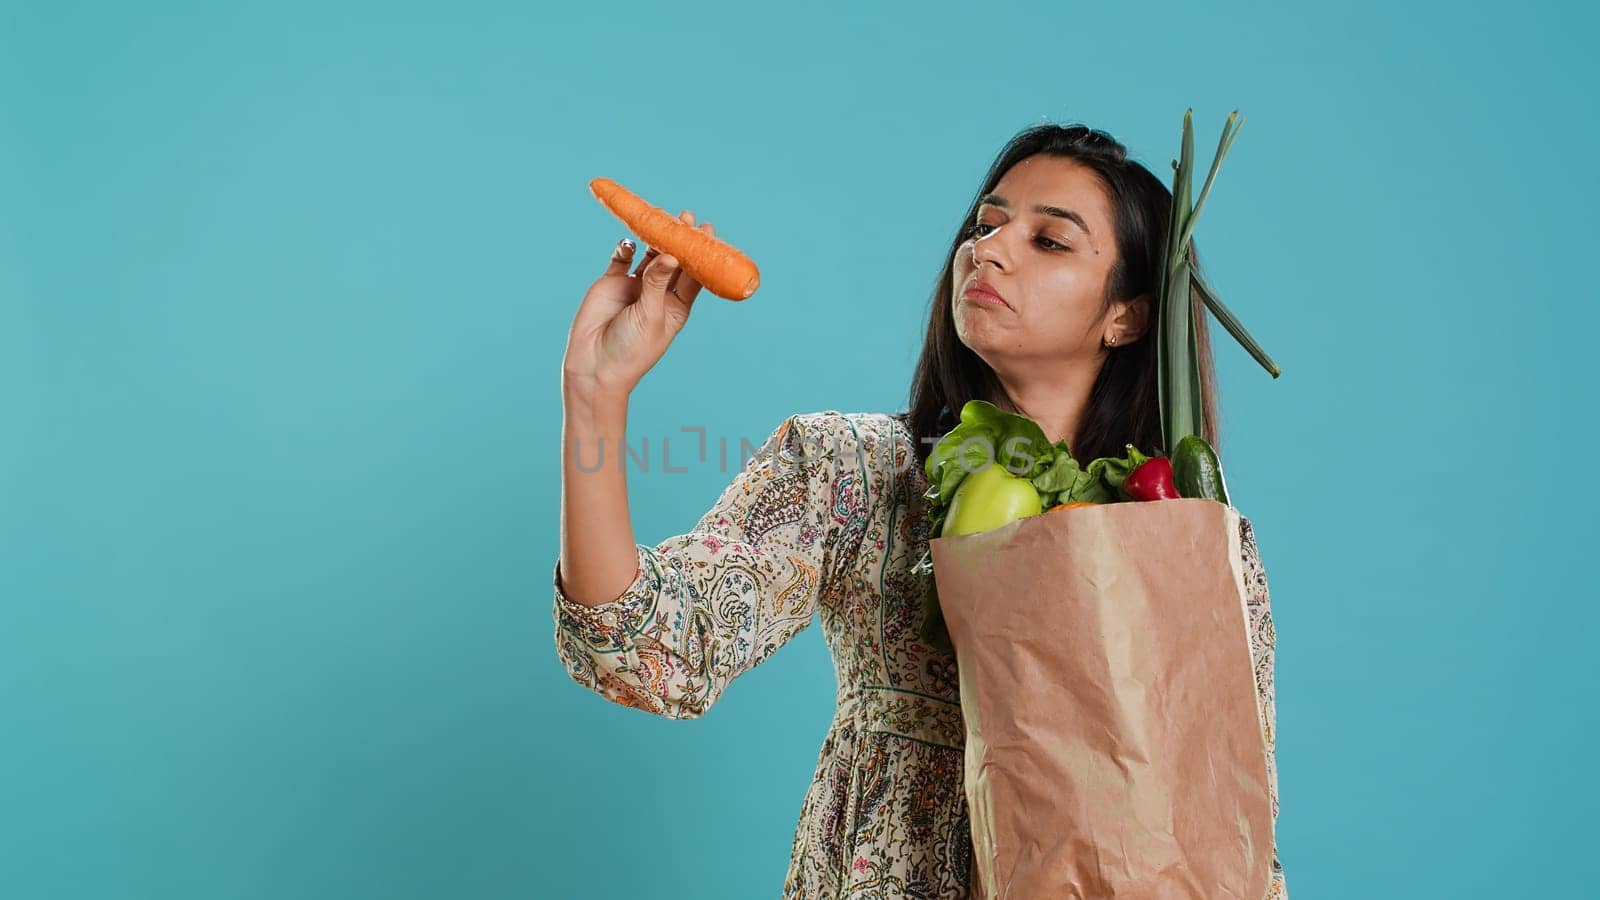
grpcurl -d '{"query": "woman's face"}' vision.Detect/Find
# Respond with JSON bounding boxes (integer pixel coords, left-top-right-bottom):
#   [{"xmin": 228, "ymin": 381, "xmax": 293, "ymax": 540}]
[{"xmin": 950, "ymin": 154, "xmax": 1125, "ymax": 365}]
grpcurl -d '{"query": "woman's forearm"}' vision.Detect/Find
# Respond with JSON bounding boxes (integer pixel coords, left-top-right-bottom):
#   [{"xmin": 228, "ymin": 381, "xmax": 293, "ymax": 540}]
[{"xmin": 557, "ymin": 381, "xmax": 641, "ymax": 608}]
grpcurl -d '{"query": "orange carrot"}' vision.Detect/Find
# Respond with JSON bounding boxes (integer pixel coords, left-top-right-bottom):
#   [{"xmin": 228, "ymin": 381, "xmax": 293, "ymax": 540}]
[
  {"xmin": 1046, "ymin": 501, "xmax": 1098, "ymax": 513},
  {"xmin": 588, "ymin": 177, "xmax": 761, "ymax": 301}
]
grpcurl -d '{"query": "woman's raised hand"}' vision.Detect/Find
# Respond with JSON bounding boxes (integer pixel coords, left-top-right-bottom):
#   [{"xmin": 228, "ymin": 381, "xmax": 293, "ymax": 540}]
[{"xmin": 562, "ymin": 210, "xmax": 714, "ymax": 399}]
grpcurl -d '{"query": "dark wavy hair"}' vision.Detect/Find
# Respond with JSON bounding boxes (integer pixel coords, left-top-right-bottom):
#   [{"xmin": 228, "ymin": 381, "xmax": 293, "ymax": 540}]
[{"xmin": 904, "ymin": 123, "xmax": 1221, "ymax": 470}]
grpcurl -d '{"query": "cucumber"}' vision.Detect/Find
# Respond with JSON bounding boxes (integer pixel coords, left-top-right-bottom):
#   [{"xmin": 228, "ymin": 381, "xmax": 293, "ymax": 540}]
[{"xmin": 1171, "ymin": 434, "xmax": 1231, "ymax": 506}]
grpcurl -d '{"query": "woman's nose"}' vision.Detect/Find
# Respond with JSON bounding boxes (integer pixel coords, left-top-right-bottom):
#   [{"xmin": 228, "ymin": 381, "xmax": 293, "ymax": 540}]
[{"xmin": 971, "ymin": 227, "xmax": 1009, "ymax": 271}]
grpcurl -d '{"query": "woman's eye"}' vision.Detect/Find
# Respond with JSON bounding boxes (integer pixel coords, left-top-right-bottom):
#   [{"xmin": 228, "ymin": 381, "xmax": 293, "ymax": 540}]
[{"xmin": 964, "ymin": 221, "xmax": 1068, "ymax": 251}]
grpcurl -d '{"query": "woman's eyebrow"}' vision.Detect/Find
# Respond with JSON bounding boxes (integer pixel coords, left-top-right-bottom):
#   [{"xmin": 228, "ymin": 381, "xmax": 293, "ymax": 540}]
[{"xmin": 978, "ymin": 194, "xmax": 1092, "ymax": 236}]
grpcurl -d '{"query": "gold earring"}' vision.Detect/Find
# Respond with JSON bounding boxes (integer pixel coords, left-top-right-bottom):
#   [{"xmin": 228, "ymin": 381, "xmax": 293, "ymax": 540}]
[{"xmin": 1105, "ymin": 334, "xmax": 1117, "ymax": 347}]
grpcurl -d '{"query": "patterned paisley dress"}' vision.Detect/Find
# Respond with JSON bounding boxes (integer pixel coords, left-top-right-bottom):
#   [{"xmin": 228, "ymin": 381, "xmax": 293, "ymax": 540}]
[{"xmin": 552, "ymin": 410, "xmax": 1287, "ymax": 898}]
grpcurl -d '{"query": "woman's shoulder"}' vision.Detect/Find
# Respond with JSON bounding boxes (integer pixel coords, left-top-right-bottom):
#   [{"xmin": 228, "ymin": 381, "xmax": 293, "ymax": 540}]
[
  {"xmin": 782, "ymin": 408, "xmax": 909, "ymax": 430},
  {"xmin": 770, "ymin": 412, "xmax": 925, "ymax": 515},
  {"xmin": 777, "ymin": 409, "xmax": 914, "ymax": 468}
]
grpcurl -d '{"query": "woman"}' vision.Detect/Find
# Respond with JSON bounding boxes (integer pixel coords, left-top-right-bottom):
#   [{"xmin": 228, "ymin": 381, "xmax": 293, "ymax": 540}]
[{"xmin": 554, "ymin": 123, "xmax": 1286, "ymax": 899}]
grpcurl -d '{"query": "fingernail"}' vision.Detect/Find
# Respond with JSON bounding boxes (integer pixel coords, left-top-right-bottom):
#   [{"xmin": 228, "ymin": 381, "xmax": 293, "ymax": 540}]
[
  {"xmin": 619, "ymin": 238, "xmax": 635, "ymax": 252},
  {"xmin": 661, "ymin": 254, "xmax": 678, "ymax": 267}
]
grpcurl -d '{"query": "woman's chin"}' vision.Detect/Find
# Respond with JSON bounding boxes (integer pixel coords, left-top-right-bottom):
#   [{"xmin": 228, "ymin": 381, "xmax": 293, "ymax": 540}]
[
  {"xmin": 954, "ymin": 329, "xmax": 1003, "ymax": 361},
  {"xmin": 955, "ymin": 308, "xmax": 1010, "ymax": 348}
]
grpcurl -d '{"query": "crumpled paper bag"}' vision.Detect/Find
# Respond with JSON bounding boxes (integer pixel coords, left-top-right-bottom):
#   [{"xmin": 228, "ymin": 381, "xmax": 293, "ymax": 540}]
[{"xmin": 932, "ymin": 498, "xmax": 1272, "ymax": 899}]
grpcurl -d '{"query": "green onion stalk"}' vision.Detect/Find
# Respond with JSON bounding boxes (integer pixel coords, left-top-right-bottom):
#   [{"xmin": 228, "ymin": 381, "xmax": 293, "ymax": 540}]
[{"xmin": 1157, "ymin": 108, "xmax": 1280, "ymax": 454}]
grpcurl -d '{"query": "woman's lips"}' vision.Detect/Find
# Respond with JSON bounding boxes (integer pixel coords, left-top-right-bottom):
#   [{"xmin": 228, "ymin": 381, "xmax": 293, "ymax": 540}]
[{"xmin": 963, "ymin": 284, "xmax": 1009, "ymax": 308}]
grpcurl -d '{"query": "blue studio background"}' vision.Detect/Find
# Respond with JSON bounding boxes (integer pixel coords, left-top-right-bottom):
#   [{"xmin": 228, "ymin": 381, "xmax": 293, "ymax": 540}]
[{"xmin": 4, "ymin": 1, "xmax": 1595, "ymax": 897}]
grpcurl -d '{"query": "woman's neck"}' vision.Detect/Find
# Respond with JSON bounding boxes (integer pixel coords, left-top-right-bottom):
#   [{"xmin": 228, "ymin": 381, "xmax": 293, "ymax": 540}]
[{"xmin": 991, "ymin": 360, "xmax": 1100, "ymax": 447}]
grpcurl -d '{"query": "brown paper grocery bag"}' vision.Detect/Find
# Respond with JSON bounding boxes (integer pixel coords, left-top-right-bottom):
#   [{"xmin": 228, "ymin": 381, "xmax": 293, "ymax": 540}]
[{"xmin": 932, "ymin": 499, "xmax": 1272, "ymax": 900}]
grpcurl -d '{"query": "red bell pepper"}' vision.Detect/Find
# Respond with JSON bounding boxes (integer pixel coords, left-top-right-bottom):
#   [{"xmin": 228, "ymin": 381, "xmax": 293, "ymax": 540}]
[{"xmin": 1124, "ymin": 456, "xmax": 1180, "ymax": 501}]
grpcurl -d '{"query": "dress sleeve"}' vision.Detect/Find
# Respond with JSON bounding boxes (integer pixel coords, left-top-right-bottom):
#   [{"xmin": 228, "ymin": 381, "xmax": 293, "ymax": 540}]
[
  {"xmin": 551, "ymin": 411, "xmax": 872, "ymax": 720},
  {"xmin": 1240, "ymin": 516, "xmax": 1288, "ymax": 899}
]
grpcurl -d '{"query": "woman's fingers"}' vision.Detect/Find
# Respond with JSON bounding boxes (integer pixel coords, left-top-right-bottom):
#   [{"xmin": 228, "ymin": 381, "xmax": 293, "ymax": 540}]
[
  {"xmin": 631, "ymin": 245, "xmax": 660, "ymax": 278},
  {"xmin": 635, "ymin": 242, "xmax": 681, "ymax": 326},
  {"xmin": 603, "ymin": 237, "xmax": 638, "ymax": 276},
  {"xmin": 628, "ymin": 211, "xmax": 708, "ymax": 332}
]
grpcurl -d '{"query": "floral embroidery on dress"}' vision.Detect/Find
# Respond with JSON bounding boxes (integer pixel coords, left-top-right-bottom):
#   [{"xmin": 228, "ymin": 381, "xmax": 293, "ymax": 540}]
[{"xmin": 553, "ymin": 410, "xmax": 1287, "ymax": 898}]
